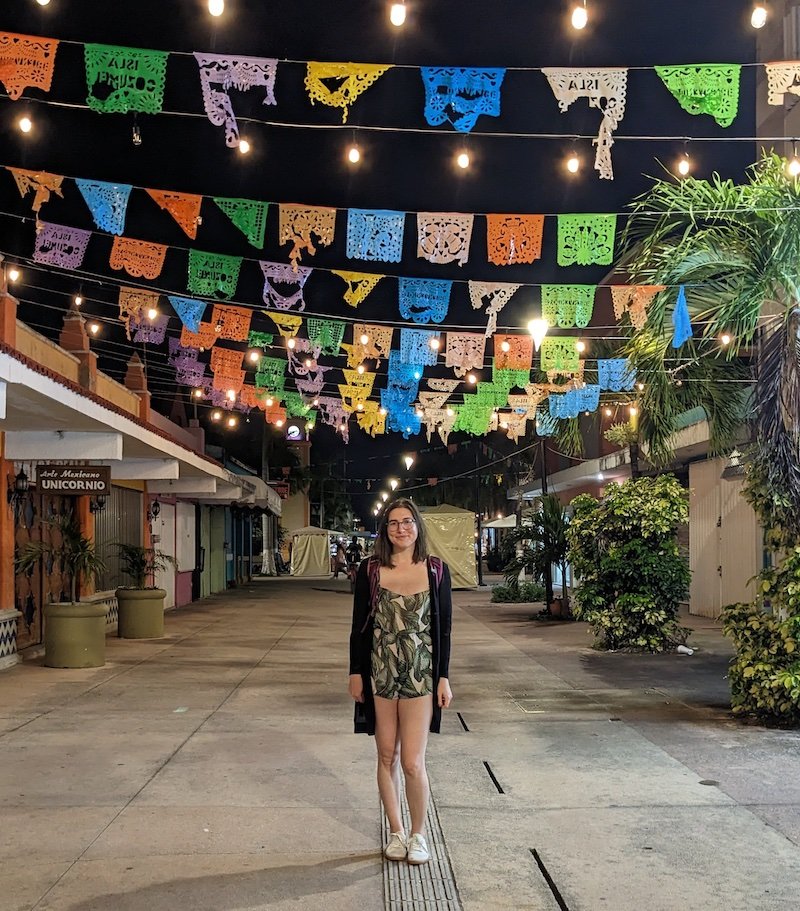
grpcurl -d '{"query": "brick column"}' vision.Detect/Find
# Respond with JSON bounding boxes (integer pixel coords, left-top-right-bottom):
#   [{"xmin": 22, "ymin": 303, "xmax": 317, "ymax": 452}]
[
  {"xmin": 59, "ymin": 300, "xmax": 97, "ymax": 392},
  {"xmin": 0, "ymin": 290, "xmax": 17, "ymax": 347},
  {"xmin": 124, "ymin": 353, "xmax": 151, "ymax": 422}
]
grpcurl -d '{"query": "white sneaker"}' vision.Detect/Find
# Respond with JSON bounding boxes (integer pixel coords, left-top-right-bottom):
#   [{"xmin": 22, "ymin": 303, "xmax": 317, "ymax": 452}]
[
  {"xmin": 406, "ymin": 833, "xmax": 430, "ymax": 865},
  {"xmin": 384, "ymin": 831, "xmax": 407, "ymax": 861}
]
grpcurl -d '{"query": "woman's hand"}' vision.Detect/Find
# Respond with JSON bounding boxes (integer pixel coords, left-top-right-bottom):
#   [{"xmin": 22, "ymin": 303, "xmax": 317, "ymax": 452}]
[
  {"xmin": 349, "ymin": 673, "xmax": 365, "ymax": 703},
  {"xmin": 437, "ymin": 678, "xmax": 453, "ymax": 709}
]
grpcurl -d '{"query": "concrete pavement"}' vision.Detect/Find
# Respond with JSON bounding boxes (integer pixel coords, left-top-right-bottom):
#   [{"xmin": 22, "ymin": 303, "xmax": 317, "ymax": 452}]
[{"xmin": 0, "ymin": 577, "xmax": 798, "ymax": 910}]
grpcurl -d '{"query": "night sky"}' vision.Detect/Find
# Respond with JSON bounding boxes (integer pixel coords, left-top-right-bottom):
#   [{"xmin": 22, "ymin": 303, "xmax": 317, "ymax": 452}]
[{"xmin": 0, "ymin": 0, "xmax": 758, "ymax": 522}]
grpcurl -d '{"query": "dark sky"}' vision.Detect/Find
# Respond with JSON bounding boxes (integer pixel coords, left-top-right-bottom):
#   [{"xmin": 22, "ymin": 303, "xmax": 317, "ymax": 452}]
[{"xmin": 0, "ymin": 0, "xmax": 757, "ymax": 522}]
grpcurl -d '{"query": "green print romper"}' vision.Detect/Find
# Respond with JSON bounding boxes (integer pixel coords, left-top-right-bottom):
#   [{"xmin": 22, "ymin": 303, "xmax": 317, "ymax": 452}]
[{"xmin": 371, "ymin": 587, "xmax": 434, "ymax": 699}]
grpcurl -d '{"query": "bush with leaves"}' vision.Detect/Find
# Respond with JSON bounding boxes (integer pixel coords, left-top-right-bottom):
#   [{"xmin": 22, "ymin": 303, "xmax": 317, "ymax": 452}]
[
  {"xmin": 491, "ymin": 581, "xmax": 547, "ymax": 603},
  {"xmin": 567, "ymin": 476, "xmax": 690, "ymax": 651}
]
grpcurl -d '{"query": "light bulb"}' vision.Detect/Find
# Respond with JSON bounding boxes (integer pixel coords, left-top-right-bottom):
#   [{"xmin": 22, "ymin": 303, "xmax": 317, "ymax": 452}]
[
  {"xmin": 629, "ymin": 406, "xmax": 638, "ymax": 416},
  {"xmin": 381, "ymin": 492, "xmax": 389, "ymax": 501},
  {"xmin": 313, "ymin": 398, "xmax": 319, "ymax": 406},
  {"xmin": 389, "ymin": 478, "xmax": 398, "ymax": 489},
  {"xmin": 415, "ymin": 408, "xmax": 423, "ymax": 418},
  {"xmin": 721, "ymin": 333, "xmax": 732, "ymax": 346},
  {"xmin": 751, "ymin": 3, "xmax": 767, "ymax": 28},
  {"xmin": 528, "ymin": 318, "xmax": 549, "ymax": 351},
  {"xmin": 456, "ymin": 152, "xmax": 470, "ymax": 169},
  {"xmin": 467, "ymin": 373, "xmax": 477, "ymax": 385},
  {"xmin": 212, "ymin": 410, "xmax": 222, "ymax": 421},
  {"xmin": 249, "ymin": 350, "xmax": 260, "ymax": 363},
  {"xmin": 347, "ymin": 145, "xmax": 361, "ymax": 163},
  {"xmin": 446, "ymin": 407, "xmax": 454, "ymax": 417},
  {"xmin": 360, "ymin": 333, "xmax": 369, "ymax": 345},
  {"xmin": 276, "ymin": 419, "xmax": 284, "ymax": 427},
  {"xmin": 147, "ymin": 307, "xmax": 158, "ymax": 320},
  {"xmin": 380, "ymin": 408, "xmax": 388, "ymax": 417},
  {"xmin": 500, "ymin": 340, "xmax": 511, "ymax": 352},
  {"xmin": 305, "ymin": 358, "xmax": 313, "ymax": 368},
  {"xmin": 227, "ymin": 416, "xmax": 237, "ymax": 428},
  {"xmin": 788, "ymin": 155, "xmax": 800, "ymax": 178},
  {"xmin": 571, "ymin": 3, "xmax": 588, "ymax": 29},
  {"xmin": 74, "ymin": 294, "xmax": 83, "ymax": 306},
  {"xmin": 404, "ymin": 456, "xmax": 414, "ymax": 470},
  {"xmin": 390, "ymin": 2, "xmax": 406, "ymax": 26},
  {"xmin": 637, "ymin": 382, "xmax": 645, "ymax": 391},
  {"xmin": 36, "ymin": 0, "xmax": 51, "ymax": 5},
  {"xmin": 566, "ymin": 153, "xmax": 580, "ymax": 174},
  {"xmin": 430, "ymin": 337, "xmax": 441, "ymax": 350},
  {"xmin": 266, "ymin": 397, "xmax": 274, "ymax": 407},
  {"xmin": 193, "ymin": 388, "xmax": 203, "ymax": 398},
  {"xmin": 227, "ymin": 389, "xmax": 236, "ymax": 401},
  {"xmin": 8, "ymin": 267, "xmax": 20, "ymax": 282},
  {"xmin": 357, "ymin": 364, "xmax": 365, "ymax": 374},
  {"xmin": 678, "ymin": 154, "xmax": 691, "ymax": 177},
  {"xmin": 287, "ymin": 337, "xmax": 296, "ymax": 349},
  {"xmin": 576, "ymin": 340, "xmax": 586, "ymax": 353},
  {"xmin": 340, "ymin": 422, "xmax": 347, "ymax": 431},
  {"xmin": 18, "ymin": 116, "xmax": 32, "ymax": 134},
  {"xmin": 604, "ymin": 407, "xmax": 612, "ymax": 417},
  {"xmin": 357, "ymin": 402, "xmax": 364, "ymax": 411},
  {"xmin": 89, "ymin": 322, "xmax": 100, "ymax": 335},
  {"xmin": 209, "ymin": 0, "xmax": 224, "ymax": 16},
  {"xmin": 238, "ymin": 138, "xmax": 250, "ymax": 154},
  {"xmin": 306, "ymin": 422, "xmax": 313, "ymax": 431}
]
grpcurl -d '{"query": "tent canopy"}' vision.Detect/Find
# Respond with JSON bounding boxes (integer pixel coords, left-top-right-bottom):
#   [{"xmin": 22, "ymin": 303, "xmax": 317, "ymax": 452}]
[
  {"xmin": 291, "ymin": 525, "xmax": 337, "ymax": 537},
  {"xmin": 419, "ymin": 503, "xmax": 477, "ymax": 589}
]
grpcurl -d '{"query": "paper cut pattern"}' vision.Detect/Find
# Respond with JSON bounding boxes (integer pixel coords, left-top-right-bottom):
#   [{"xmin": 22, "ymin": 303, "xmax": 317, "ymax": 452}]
[
  {"xmin": 75, "ymin": 180, "xmax": 132, "ymax": 235},
  {"xmin": 655, "ymin": 63, "xmax": 741, "ymax": 127},
  {"xmin": 765, "ymin": 62, "xmax": 800, "ymax": 105},
  {"xmin": 8, "ymin": 168, "xmax": 63, "ymax": 213},
  {"xmin": 417, "ymin": 213, "xmax": 474, "ymax": 266},
  {"xmin": 400, "ymin": 328, "xmax": 440, "ymax": 366},
  {"xmin": 0, "ymin": 32, "xmax": 59, "ymax": 100},
  {"xmin": 180, "ymin": 322, "xmax": 218, "ymax": 351},
  {"xmin": 307, "ymin": 317, "xmax": 345, "ymax": 355},
  {"xmin": 346, "ymin": 209, "xmax": 405, "ymax": 262},
  {"xmin": 485, "ymin": 214, "xmax": 544, "ymax": 265},
  {"xmin": 210, "ymin": 304, "xmax": 252, "ymax": 342},
  {"xmin": 420, "ymin": 67, "xmax": 506, "ymax": 133},
  {"xmin": 357, "ymin": 403, "xmax": 387, "ymax": 438},
  {"xmin": 304, "ymin": 62, "xmax": 392, "ymax": 122},
  {"xmin": 557, "ymin": 214, "xmax": 617, "ymax": 266},
  {"xmin": 213, "ymin": 197, "xmax": 268, "ymax": 248},
  {"xmin": 119, "ymin": 287, "xmax": 159, "ymax": 339},
  {"xmin": 540, "ymin": 337, "xmax": 580, "ymax": 375},
  {"xmin": 259, "ymin": 261, "xmax": 313, "ymax": 311},
  {"xmin": 266, "ymin": 311, "xmax": 303, "ymax": 338},
  {"xmin": 468, "ymin": 281, "xmax": 521, "ymax": 336},
  {"xmin": 194, "ymin": 52, "xmax": 278, "ymax": 147},
  {"xmin": 346, "ymin": 323, "xmax": 393, "ymax": 367},
  {"xmin": 542, "ymin": 68, "xmax": 628, "ymax": 180},
  {"xmin": 611, "ymin": 284, "xmax": 665, "ymax": 330},
  {"xmin": 597, "ymin": 359, "xmax": 636, "ymax": 392},
  {"xmin": 279, "ymin": 205, "xmax": 336, "ymax": 269},
  {"xmin": 169, "ymin": 296, "xmax": 206, "ymax": 334},
  {"xmin": 110, "ymin": 237, "xmax": 167, "ymax": 279},
  {"xmin": 84, "ymin": 44, "xmax": 168, "ymax": 114},
  {"xmin": 332, "ymin": 270, "xmax": 384, "ymax": 308},
  {"xmin": 494, "ymin": 335, "xmax": 533, "ymax": 372},
  {"xmin": 33, "ymin": 222, "xmax": 91, "ymax": 269},
  {"xmin": 247, "ymin": 330, "xmax": 274, "ymax": 350},
  {"xmin": 398, "ymin": 278, "xmax": 452, "ymax": 324},
  {"xmin": 131, "ymin": 313, "xmax": 169, "ymax": 346},
  {"xmin": 541, "ymin": 285, "xmax": 596, "ymax": 329},
  {"xmin": 445, "ymin": 332, "xmax": 486, "ymax": 378},
  {"xmin": 145, "ymin": 189, "xmax": 202, "ymax": 239},
  {"xmin": 187, "ymin": 249, "xmax": 242, "ymax": 299}
]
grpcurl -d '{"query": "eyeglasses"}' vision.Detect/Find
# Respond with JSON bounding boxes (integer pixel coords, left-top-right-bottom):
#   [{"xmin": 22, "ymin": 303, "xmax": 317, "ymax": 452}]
[{"xmin": 386, "ymin": 518, "xmax": 416, "ymax": 530}]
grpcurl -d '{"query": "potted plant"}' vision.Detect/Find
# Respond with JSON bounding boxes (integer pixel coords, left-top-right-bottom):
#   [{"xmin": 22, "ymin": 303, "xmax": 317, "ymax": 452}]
[
  {"xmin": 114, "ymin": 544, "xmax": 176, "ymax": 639},
  {"xmin": 15, "ymin": 514, "xmax": 107, "ymax": 668}
]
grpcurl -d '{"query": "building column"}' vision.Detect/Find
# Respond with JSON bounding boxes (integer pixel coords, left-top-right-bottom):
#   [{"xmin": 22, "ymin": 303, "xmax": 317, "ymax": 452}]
[{"xmin": 0, "ymin": 436, "xmax": 21, "ymax": 668}]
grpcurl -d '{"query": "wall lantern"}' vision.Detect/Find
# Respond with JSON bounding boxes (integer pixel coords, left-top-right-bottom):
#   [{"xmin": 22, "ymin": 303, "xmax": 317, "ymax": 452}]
[
  {"xmin": 7, "ymin": 467, "xmax": 29, "ymax": 511},
  {"xmin": 89, "ymin": 495, "xmax": 107, "ymax": 514},
  {"xmin": 147, "ymin": 498, "xmax": 161, "ymax": 523}
]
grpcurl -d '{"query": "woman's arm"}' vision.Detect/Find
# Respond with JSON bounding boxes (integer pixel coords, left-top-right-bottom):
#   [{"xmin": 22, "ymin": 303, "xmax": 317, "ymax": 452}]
[{"xmin": 349, "ymin": 559, "xmax": 371, "ymax": 675}]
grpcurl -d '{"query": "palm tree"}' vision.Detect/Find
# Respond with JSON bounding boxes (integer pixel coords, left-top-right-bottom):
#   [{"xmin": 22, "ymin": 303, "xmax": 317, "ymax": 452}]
[{"xmin": 619, "ymin": 153, "xmax": 795, "ymax": 486}]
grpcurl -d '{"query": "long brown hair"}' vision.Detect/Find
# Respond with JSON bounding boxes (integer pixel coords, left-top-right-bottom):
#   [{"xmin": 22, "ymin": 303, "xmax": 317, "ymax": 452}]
[{"xmin": 374, "ymin": 498, "xmax": 429, "ymax": 567}]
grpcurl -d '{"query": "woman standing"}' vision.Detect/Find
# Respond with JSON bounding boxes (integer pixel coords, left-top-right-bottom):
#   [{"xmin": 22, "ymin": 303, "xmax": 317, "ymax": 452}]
[{"xmin": 348, "ymin": 498, "xmax": 453, "ymax": 865}]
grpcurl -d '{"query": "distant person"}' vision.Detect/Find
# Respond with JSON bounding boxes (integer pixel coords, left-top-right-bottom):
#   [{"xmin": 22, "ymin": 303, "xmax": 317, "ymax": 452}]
[
  {"xmin": 348, "ymin": 498, "xmax": 453, "ymax": 866},
  {"xmin": 346, "ymin": 536, "xmax": 363, "ymax": 567},
  {"xmin": 332, "ymin": 541, "xmax": 347, "ymax": 578}
]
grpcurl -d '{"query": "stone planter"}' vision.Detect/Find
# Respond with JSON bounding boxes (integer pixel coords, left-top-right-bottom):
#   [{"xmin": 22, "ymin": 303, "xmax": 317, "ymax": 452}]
[
  {"xmin": 115, "ymin": 588, "xmax": 166, "ymax": 639},
  {"xmin": 44, "ymin": 601, "xmax": 107, "ymax": 668}
]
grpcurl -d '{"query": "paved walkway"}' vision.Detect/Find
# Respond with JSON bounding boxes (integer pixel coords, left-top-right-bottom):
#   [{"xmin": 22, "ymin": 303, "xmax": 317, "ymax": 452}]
[{"xmin": 2, "ymin": 578, "xmax": 800, "ymax": 910}]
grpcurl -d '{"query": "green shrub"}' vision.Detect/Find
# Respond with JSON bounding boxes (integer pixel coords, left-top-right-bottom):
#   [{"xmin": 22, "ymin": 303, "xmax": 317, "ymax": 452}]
[
  {"xmin": 491, "ymin": 581, "xmax": 547, "ymax": 603},
  {"xmin": 567, "ymin": 476, "xmax": 690, "ymax": 652}
]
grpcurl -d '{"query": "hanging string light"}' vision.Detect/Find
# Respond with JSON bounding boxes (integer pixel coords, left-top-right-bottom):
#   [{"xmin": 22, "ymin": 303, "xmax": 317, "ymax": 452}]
[
  {"xmin": 74, "ymin": 294, "xmax": 83, "ymax": 306},
  {"xmin": 566, "ymin": 147, "xmax": 581, "ymax": 174},
  {"xmin": 720, "ymin": 332, "xmax": 732, "ymax": 346},
  {"xmin": 456, "ymin": 151, "xmax": 470, "ymax": 170},
  {"xmin": 89, "ymin": 322, "xmax": 100, "ymax": 335},
  {"xmin": 677, "ymin": 141, "xmax": 692, "ymax": 177},
  {"xmin": 571, "ymin": 1, "xmax": 588, "ymax": 30},
  {"xmin": 237, "ymin": 138, "xmax": 251, "ymax": 154},
  {"xmin": 209, "ymin": 0, "xmax": 225, "ymax": 17},
  {"xmin": 527, "ymin": 318, "xmax": 549, "ymax": 351},
  {"xmin": 227, "ymin": 416, "xmax": 237, "ymax": 428},
  {"xmin": 389, "ymin": 2, "xmax": 407, "ymax": 27},
  {"xmin": 787, "ymin": 142, "xmax": 800, "ymax": 177},
  {"xmin": 147, "ymin": 306, "xmax": 159, "ymax": 320},
  {"xmin": 347, "ymin": 144, "xmax": 361, "ymax": 164},
  {"xmin": 751, "ymin": 3, "xmax": 768, "ymax": 28},
  {"xmin": 7, "ymin": 266, "xmax": 20, "ymax": 282},
  {"xmin": 18, "ymin": 116, "xmax": 32, "ymax": 134}
]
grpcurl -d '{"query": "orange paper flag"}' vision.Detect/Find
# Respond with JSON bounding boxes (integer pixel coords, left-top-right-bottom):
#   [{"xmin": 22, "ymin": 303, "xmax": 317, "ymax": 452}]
[{"xmin": 145, "ymin": 189, "xmax": 203, "ymax": 240}]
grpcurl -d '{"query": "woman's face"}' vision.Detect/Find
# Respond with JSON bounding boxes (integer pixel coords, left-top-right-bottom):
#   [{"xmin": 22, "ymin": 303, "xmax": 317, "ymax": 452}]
[{"xmin": 385, "ymin": 506, "xmax": 418, "ymax": 553}]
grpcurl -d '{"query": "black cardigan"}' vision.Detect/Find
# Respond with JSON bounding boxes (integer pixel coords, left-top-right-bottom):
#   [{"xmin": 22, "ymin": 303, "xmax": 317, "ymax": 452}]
[{"xmin": 349, "ymin": 556, "xmax": 453, "ymax": 735}]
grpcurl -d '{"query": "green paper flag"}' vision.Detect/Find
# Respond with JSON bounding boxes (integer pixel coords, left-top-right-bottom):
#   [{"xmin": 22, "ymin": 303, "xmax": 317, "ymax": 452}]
[
  {"xmin": 84, "ymin": 44, "xmax": 168, "ymax": 114},
  {"xmin": 540, "ymin": 337, "xmax": 580, "ymax": 374},
  {"xmin": 453, "ymin": 398, "xmax": 493, "ymax": 436},
  {"xmin": 307, "ymin": 318, "xmax": 346, "ymax": 356},
  {"xmin": 187, "ymin": 249, "xmax": 242, "ymax": 300},
  {"xmin": 493, "ymin": 366, "xmax": 530, "ymax": 390},
  {"xmin": 655, "ymin": 64, "xmax": 741, "ymax": 128},
  {"xmin": 557, "ymin": 214, "xmax": 616, "ymax": 267},
  {"xmin": 248, "ymin": 330, "xmax": 275, "ymax": 349},
  {"xmin": 255, "ymin": 356, "xmax": 287, "ymax": 393},
  {"xmin": 213, "ymin": 197, "xmax": 268, "ymax": 249},
  {"xmin": 284, "ymin": 392, "xmax": 311, "ymax": 418},
  {"xmin": 541, "ymin": 285, "xmax": 596, "ymax": 329}
]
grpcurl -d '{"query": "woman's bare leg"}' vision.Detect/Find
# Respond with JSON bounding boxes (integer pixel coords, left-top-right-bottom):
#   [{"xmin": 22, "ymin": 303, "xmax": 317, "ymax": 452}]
[
  {"xmin": 398, "ymin": 695, "xmax": 433, "ymax": 836},
  {"xmin": 374, "ymin": 695, "xmax": 403, "ymax": 832}
]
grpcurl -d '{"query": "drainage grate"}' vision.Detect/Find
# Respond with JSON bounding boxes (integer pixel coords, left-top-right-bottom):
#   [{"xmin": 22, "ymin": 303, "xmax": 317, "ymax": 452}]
[{"xmin": 382, "ymin": 791, "xmax": 462, "ymax": 910}]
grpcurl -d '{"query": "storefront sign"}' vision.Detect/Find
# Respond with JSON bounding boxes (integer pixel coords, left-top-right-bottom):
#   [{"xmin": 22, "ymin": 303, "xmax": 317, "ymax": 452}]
[{"xmin": 37, "ymin": 465, "xmax": 111, "ymax": 495}]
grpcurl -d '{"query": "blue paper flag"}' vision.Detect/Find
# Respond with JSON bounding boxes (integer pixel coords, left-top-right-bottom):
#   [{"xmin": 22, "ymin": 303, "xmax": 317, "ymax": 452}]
[
  {"xmin": 672, "ymin": 285, "xmax": 693, "ymax": 348},
  {"xmin": 75, "ymin": 179, "xmax": 132, "ymax": 235},
  {"xmin": 169, "ymin": 295, "xmax": 206, "ymax": 333},
  {"xmin": 420, "ymin": 67, "xmax": 506, "ymax": 133}
]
